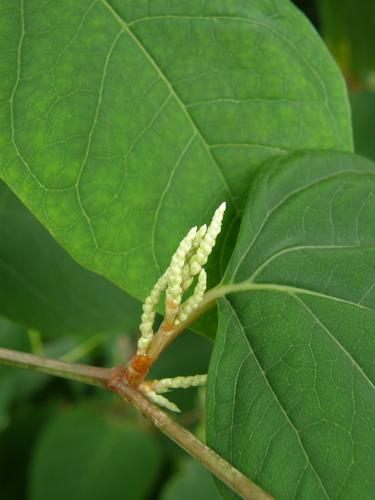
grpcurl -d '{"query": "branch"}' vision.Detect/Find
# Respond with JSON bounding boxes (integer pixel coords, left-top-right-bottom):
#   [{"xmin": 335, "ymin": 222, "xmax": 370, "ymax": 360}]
[
  {"xmin": 147, "ymin": 293, "xmax": 216, "ymax": 360},
  {"xmin": 109, "ymin": 369, "xmax": 273, "ymax": 500},
  {"xmin": 0, "ymin": 347, "xmax": 110, "ymax": 387},
  {"xmin": 0, "ymin": 348, "xmax": 273, "ymax": 500}
]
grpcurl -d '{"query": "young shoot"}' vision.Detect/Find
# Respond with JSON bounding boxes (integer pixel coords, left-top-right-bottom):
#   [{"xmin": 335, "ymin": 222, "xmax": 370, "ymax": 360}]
[{"xmin": 132, "ymin": 202, "xmax": 226, "ymax": 410}]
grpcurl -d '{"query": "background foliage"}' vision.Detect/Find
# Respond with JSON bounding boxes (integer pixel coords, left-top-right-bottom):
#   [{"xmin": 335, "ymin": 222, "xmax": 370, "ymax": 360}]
[{"xmin": 0, "ymin": 0, "xmax": 374, "ymax": 499}]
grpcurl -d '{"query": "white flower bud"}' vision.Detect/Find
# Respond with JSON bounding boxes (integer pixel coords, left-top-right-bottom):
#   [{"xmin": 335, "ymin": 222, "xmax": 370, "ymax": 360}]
[
  {"xmin": 137, "ymin": 269, "xmax": 169, "ymax": 355},
  {"xmin": 181, "ymin": 224, "xmax": 207, "ymax": 290},
  {"xmin": 153, "ymin": 374, "xmax": 207, "ymax": 393},
  {"xmin": 165, "ymin": 226, "xmax": 197, "ymax": 323},
  {"xmin": 189, "ymin": 202, "xmax": 226, "ymax": 277},
  {"xmin": 175, "ymin": 270, "xmax": 206, "ymax": 325},
  {"xmin": 140, "ymin": 384, "xmax": 180, "ymax": 412},
  {"xmin": 137, "ymin": 203, "xmax": 226, "ymax": 356},
  {"xmin": 138, "ymin": 337, "xmax": 151, "ymax": 352}
]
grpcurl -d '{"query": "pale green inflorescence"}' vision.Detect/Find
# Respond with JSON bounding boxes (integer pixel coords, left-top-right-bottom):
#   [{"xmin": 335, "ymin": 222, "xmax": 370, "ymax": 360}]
[
  {"xmin": 181, "ymin": 224, "xmax": 207, "ymax": 291},
  {"xmin": 136, "ymin": 203, "xmax": 226, "ymax": 411},
  {"xmin": 139, "ymin": 375, "xmax": 208, "ymax": 413},
  {"xmin": 139, "ymin": 384, "xmax": 181, "ymax": 413},
  {"xmin": 165, "ymin": 226, "xmax": 198, "ymax": 324},
  {"xmin": 137, "ymin": 202, "xmax": 226, "ymax": 356},
  {"xmin": 190, "ymin": 202, "xmax": 226, "ymax": 276},
  {"xmin": 175, "ymin": 269, "xmax": 207, "ymax": 325},
  {"xmin": 154, "ymin": 374, "xmax": 208, "ymax": 394},
  {"xmin": 138, "ymin": 270, "xmax": 169, "ymax": 354}
]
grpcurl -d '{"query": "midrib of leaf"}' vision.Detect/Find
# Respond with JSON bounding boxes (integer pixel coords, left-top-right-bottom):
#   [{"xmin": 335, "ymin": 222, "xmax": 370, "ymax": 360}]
[
  {"xmin": 294, "ymin": 294, "xmax": 374, "ymax": 388},
  {"xmin": 247, "ymin": 243, "xmax": 375, "ymax": 283},
  {"xmin": 227, "ymin": 169, "xmax": 375, "ymax": 281},
  {"xmin": 151, "ymin": 131, "xmax": 198, "ymax": 272},
  {"xmin": 210, "ymin": 282, "xmax": 375, "ymax": 313},
  {"xmin": 99, "ymin": 0, "xmax": 240, "ymax": 215},
  {"xmin": 204, "ymin": 282, "xmax": 375, "ymax": 388},
  {"xmin": 123, "ymin": 13, "xmax": 345, "ymax": 149},
  {"xmin": 223, "ymin": 296, "xmax": 331, "ymax": 499}
]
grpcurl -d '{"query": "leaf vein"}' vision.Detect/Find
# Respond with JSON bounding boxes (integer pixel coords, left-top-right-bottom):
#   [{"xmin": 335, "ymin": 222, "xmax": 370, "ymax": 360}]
[
  {"xmin": 224, "ymin": 296, "xmax": 331, "ymax": 499},
  {"xmin": 99, "ymin": 0, "xmax": 240, "ymax": 214},
  {"xmin": 294, "ymin": 295, "xmax": 375, "ymax": 389}
]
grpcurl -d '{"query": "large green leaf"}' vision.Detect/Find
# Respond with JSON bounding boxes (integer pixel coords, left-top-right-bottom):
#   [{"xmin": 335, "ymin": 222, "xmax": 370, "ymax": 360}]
[
  {"xmin": 29, "ymin": 408, "xmax": 163, "ymax": 500},
  {"xmin": 0, "ymin": 0, "xmax": 352, "ymax": 302},
  {"xmin": 0, "ymin": 181, "xmax": 141, "ymax": 337},
  {"xmin": 206, "ymin": 151, "xmax": 375, "ymax": 499}
]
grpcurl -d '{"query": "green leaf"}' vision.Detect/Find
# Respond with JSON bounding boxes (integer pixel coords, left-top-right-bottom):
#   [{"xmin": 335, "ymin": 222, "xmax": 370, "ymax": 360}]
[
  {"xmin": 161, "ymin": 459, "xmax": 221, "ymax": 500},
  {"xmin": 350, "ymin": 91, "xmax": 375, "ymax": 161},
  {"xmin": 0, "ymin": 0, "xmax": 352, "ymax": 302},
  {"xmin": 0, "ymin": 181, "xmax": 141, "ymax": 336},
  {"xmin": 206, "ymin": 151, "xmax": 375, "ymax": 499},
  {"xmin": 318, "ymin": 0, "xmax": 375, "ymax": 85},
  {"xmin": 29, "ymin": 409, "xmax": 163, "ymax": 500}
]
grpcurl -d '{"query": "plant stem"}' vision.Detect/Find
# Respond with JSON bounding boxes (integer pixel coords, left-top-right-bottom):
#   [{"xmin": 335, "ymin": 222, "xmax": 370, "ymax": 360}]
[
  {"xmin": 0, "ymin": 347, "xmax": 273, "ymax": 500},
  {"xmin": 147, "ymin": 293, "xmax": 216, "ymax": 360},
  {"xmin": 109, "ymin": 370, "xmax": 273, "ymax": 500},
  {"xmin": 141, "ymin": 280, "xmax": 312, "ymax": 368},
  {"xmin": 126, "ymin": 294, "xmax": 217, "ymax": 384},
  {"xmin": 0, "ymin": 347, "xmax": 110, "ymax": 387}
]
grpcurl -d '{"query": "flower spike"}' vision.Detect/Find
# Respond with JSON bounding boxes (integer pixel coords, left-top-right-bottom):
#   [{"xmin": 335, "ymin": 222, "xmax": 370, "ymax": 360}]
[
  {"xmin": 139, "ymin": 384, "xmax": 181, "ymax": 413},
  {"xmin": 138, "ymin": 270, "xmax": 169, "ymax": 355},
  {"xmin": 134, "ymin": 202, "xmax": 226, "ymax": 411},
  {"xmin": 153, "ymin": 374, "xmax": 207, "ymax": 393},
  {"xmin": 190, "ymin": 202, "xmax": 226, "ymax": 276},
  {"xmin": 175, "ymin": 269, "xmax": 207, "ymax": 325},
  {"xmin": 165, "ymin": 226, "xmax": 197, "ymax": 324},
  {"xmin": 139, "ymin": 374, "xmax": 208, "ymax": 413}
]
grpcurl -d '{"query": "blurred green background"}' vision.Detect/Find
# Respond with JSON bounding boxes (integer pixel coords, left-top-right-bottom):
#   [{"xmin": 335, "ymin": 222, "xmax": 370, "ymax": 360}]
[{"xmin": 1, "ymin": 1, "xmax": 374, "ymax": 499}]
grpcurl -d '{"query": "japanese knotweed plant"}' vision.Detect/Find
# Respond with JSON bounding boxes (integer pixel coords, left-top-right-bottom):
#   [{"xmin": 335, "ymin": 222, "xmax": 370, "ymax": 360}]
[{"xmin": 0, "ymin": 1, "xmax": 374, "ymax": 500}]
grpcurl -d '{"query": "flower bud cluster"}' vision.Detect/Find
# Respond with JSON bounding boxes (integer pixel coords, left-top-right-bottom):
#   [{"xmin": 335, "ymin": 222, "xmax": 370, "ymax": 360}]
[
  {"xmin": 175, "ymin": 269, "xmax": 206, "ymax": 325},
  {"xmin": 190, "ymin": 202, "xmax": 226, "ymax": 277},
  {"xmin": 139, "ymin": 384, "xmax": 180, "ymax": 413},
  {"xmin": 137, "ymin": 202, "xmax": 226, "ymax": 358},
  {"xmin": 181, "ymin": 224, "xmax": 207, "ymax": 291},
  {"xmin": 138, "ymin": 270, "xmax": 169, "ymax": 354},
  {"xmin": 140, "ymin": 374, "xmax": 208, "ymax": 412},
  {"xmin": 154, "ymin": 374, "xmax": 207, "ymax": 393},
  {"xmin": 165, "ymin": 227, "xmax": 197, "ymax": 323}
]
